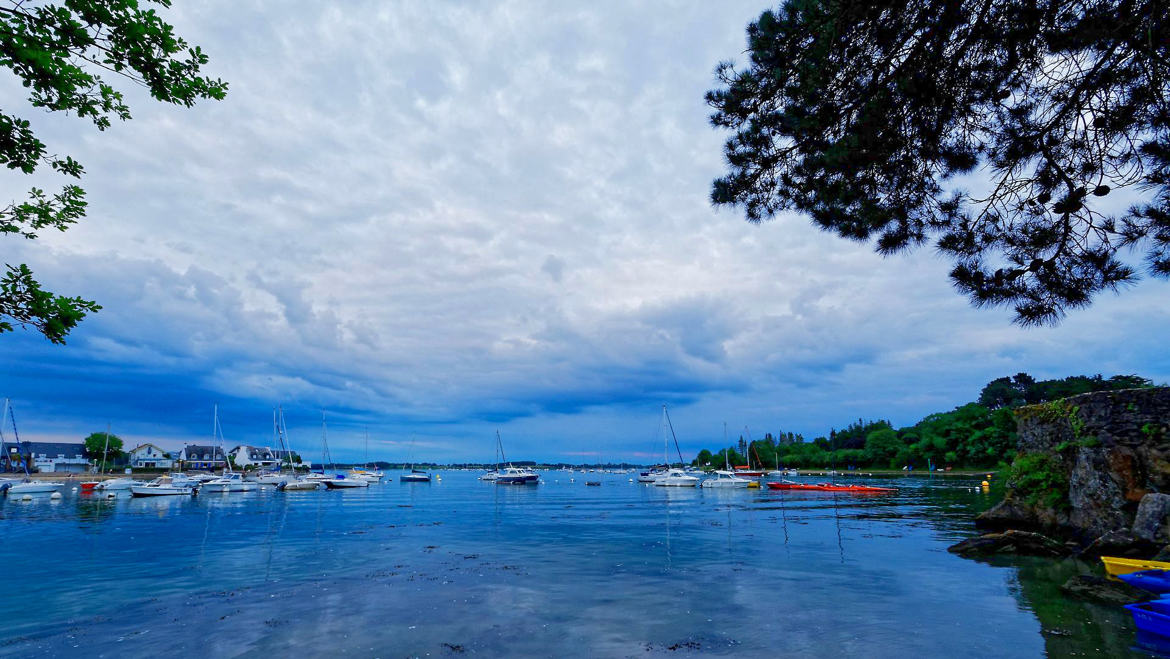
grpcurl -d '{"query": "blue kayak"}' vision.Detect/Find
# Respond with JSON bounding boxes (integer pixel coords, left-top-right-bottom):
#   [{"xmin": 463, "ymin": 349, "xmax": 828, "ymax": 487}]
[
  {"xmin": 1120, "ymin": 570, "xmax": 1170, "ymax": 594},
  {"xmin": 1126, "ymin": 600, "xmax": 1170, "ymax": 638}
]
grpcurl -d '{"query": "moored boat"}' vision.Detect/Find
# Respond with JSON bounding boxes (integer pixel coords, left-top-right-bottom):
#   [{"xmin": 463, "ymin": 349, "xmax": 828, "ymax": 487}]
[
  {"xmin": 94, "ymin": 477, "xmax": 135, "ymax": 491},
  {"xmin": 202, "ymin": 471, "xmax": 257, "ymax": 492},
  {"xmin": 496, "ymin": 466, "xmax": 539, "ymax": 485},
  {"xmin": 1125, "ymin": 599, "xmax": 1170, "ymax": 638},
  {"xmin": 1102, "ymin": 556, "xmax": 1170, "ymax": 578},
  {"xmin": 765, "ymin": 481, "xmax": 896, "ymax": 493},
  {"xmin": 130, "ymin": 476, "xmax": 197, "ymax": 497},
  {"xmin": 400, "ymin": 468, "xmax": 431, "ymax": 482},
  {"xmin": 655, "ymin": 468, "xmax": 700, "ymax": 487},
  {"xmin": 8, "ymin": 480, "xmax": 64, "ymax": 495},
  {"xmin": 700, "ymin": 470, "xmax": 752, "ymax": 488},
  {"xmin": 1119, "ymin": 570, "xmax": 1170, "ymax": 594}
]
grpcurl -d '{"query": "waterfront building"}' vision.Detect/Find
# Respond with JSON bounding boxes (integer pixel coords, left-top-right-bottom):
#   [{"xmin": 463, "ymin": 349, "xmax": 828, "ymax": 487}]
[
  {"xmin": 3, "ymin": 441, "xmax": 90, "ymax": 473},
  {"xmin": 179, "ymin": 445, "xmax": 227, "ymax": 470},
  {"xmin": 229, "ymin": 445, "xmax": 277, "ymax": 469},
  {"xmin": 128, "ymin": 443, "xmax": 174, "ymax": 469}
]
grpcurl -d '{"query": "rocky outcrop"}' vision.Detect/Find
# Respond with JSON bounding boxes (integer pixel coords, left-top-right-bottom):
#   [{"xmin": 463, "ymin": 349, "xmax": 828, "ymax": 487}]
[
  {"xmin": 976, "ymin": 388, "xmax": 1170, "ymax": 555},
  {"xmin": 1061, "ymin": 574, "xmax": 1153, "ymax": 605},
  {"xmin": 947, "ymin": 529, "xmax": 1068, "ymax": 557}
]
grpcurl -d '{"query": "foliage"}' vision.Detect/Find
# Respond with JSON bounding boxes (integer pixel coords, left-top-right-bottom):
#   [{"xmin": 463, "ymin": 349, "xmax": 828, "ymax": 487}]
[
  {"xmin": 979, "ymin": 372, "xmax": 1153, "ymax": 408},
  {"xmin": 83, "ymin": 431, "xmax": 123, "ymax": 462},
  {"xmin": 1007, "ymin": 452, "xmax": 1069, "ymax": 509},
  {"xmin": 707, "ymin": 0, "xmax": 1170, "ymax": 325},
  {"xmin": 1, "ymin": 0, "xmax": 227, "ymax": 343}
]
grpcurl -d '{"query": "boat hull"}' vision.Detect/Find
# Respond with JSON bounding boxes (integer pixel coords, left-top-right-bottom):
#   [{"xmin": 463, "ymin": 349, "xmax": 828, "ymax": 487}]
[
  {"xmin": 765, "ymin": 482, "xmax": 896, "ymax": 493},
  {"xmin": 496, "ymin": 476, "xmax": 539, "ymax": 485},
  {"xmin": 94, "ymin": 478, "xmax": 135, "ymax": 491},
  {"xmin": 324, "ymin": 478, "xmax": 369, "ymax": 488},
  {"xmin": 700, "ymin": 479, "xmax": 750, "ymax": 488},
  {"xmin": 1119, "ymin": 570, "xmax": 1170, "ymax": 594},
  {"xmin": 278, "ymin": 479, "xmax": 320, "ymax": 491},
  {"xmin": 8, "ymin": 482, "xmax": 64, "ymax": 495},
  {"xmin": 1103, "ymin": 556, "xmax": 1170, "ymax": 578},
  {"xmin": 1126, "ymin": 600, "xmax": 1170, "ymax": 638},
  {"xmin": 130, "ymin": 486, "xmax": 195, "ymax": 497}
]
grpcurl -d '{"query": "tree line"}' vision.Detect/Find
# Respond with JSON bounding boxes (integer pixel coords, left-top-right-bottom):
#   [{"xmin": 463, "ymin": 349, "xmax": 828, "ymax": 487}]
[{"xmin": 692, "ymin": 374, "xmax": 1155, "ymax": 471}]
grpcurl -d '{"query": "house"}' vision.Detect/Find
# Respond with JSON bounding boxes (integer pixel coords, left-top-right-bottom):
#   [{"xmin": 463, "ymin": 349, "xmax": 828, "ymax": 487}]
[
  {"xmin": 272, "ymin": 449, "xmax": 309, "ymax": 469},
  {"xmin": 229, "ymin": 445, "xmax": 276, "ymax": 469},
  {"xmin": 128, "ymin": 443, "xmax": 174, "ymax": 469},
  {"xmin": 179, "ymin": 445, "xmax": 226, "ymax": 470},
  {"xmin": 4, "ymin": 441, "xmax": 90, "ymax": 473}
]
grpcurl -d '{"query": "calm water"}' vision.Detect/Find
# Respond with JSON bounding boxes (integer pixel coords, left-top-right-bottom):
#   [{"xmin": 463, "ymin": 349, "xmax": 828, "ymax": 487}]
[{"xmin": 0, "ymin": 472, "xmax": 1153, "ymax": 657}]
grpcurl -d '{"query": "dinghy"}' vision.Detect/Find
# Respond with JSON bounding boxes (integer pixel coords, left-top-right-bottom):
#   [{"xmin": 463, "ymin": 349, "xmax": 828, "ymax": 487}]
[
  {"xmin": 1119, "ymin": 570, "xmax": 1170, "ymax": 595},
  {"xmin": 1102, "ymin": 556, "xmax": 1170, "ymax": 579}
]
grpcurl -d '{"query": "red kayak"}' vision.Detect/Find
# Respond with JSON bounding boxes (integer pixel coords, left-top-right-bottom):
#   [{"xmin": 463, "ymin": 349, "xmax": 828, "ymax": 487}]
[{"xmin": 766, "ymin": 481, "xmax": 897, "ymax": 494}]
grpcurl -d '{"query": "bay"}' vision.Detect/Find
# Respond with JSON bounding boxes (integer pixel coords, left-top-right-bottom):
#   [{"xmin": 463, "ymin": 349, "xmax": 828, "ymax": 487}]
[{"xmin": 0, "ymin": 472, "xmax": 1149, "ymax": 657}]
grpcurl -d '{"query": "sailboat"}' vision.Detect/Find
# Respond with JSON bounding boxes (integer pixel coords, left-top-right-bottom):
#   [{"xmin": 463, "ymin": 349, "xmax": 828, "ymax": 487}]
[
  {"xmin": 492, "ymin": 431, "xmax": 538, "ymax": 485},
  {"xmin": 0, "ymin": 398, "xmax": 64, "ymax": 496},
  {"xmin": 478, "ymin": 430, "xmax": 503, "ymax": 481},
  {"xmin": 349, "ymin": 429, "xmax": 384, "ymax": 482},
  {"xmin": 81, "ymin": 425, "xmax": 134, "ymax": 491},
  {"xmin": 317, "ymin": 413, "xmax": 368, "ymax": 489},
  {"xmin": 400, "ymin": 436, "xmax": 431, "ymax": 482},
  {"xmin": 275, "ymin": 406, "xmax": 319, "ymax": 491},
  {"xmin": 202, "ymin": 405, "xmax": 257, "ymax": 493},
  {"xmin": 652, "ymin": 405, "xmax": 698, "ymax": 487},
  {"xmin": 701, "ymin": 423, "xmax": 752, "ymax": 489}
]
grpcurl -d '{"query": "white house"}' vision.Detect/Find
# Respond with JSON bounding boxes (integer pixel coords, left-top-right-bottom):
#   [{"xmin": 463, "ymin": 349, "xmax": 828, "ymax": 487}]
[
  {"xmin": 229, "ymin": 445, "xmax": 277, "ymax": 469},
  {"xmin": 128, "ymin": 443, "xmax": 174, "ymax": 469}
]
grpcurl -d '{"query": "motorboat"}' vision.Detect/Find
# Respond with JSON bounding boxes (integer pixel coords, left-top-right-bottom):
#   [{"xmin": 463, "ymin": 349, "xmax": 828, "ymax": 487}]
[
  {"xmin": 93, "ymin": 477, "xmax": 135, "ymax": 491},
  {"xmin": 7, "ymin": 480, "xmax": 64, "ymax": 495},
  {"xmin": 251, "ymin": 469, "xmax": 292, "ymax": 485},
  {"xmin": 130, "ymin": 476, "xmax": 197, "ymax": 497},
  {"xmin": 478, "ymin": 471, "xmax": 499, "ymax": 481},
  {"xmin": 637, "ymin": 469, "xmax": 665, "ymax": 483},
  {"xmin": 495, "ymin": 466, "xmax": 539, "ymax": 485},
  {"xmin": 201, "ymin": 471, "xmax": 258, "ymax": 493},
  {"xmin": 700, "ymin": 470, "xmax": 752, "ymax": 488},
  {"xmin": 324, "ymin": 474, "xmax": 369, "ymax": 488},
  {"xmin": 654, "ymin": 468, "xmax": 699, "ymax": 487},
  {"xmin": 400, "ymin": 468, "xmax": 431, "ymax": 483},
  {"xmin": 350, "ymin": 467, "xmax": 384, "ymax": 482},
  {"xmin": 276, "ymin": 477, "xmax": 320, "ymax": 491},
  {"xmin": 765, "ymin": 481, "xmax": 896, "ymax": 494}
]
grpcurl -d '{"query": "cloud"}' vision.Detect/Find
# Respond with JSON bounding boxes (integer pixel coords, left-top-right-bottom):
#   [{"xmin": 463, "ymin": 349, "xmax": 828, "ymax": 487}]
[{"xmin": 1, "ymin": 1, "xmax": 1166, "ymax": 462}]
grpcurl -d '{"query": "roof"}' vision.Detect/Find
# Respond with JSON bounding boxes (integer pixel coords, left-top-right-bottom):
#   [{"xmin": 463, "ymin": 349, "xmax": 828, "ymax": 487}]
[
  {"xmin": 181, "ymin": 445, "xmax": 226, "ymax": 459},
  {"xmin": 129, "ymin": 443, "xmax": 167, "ymax": 454},
  {"xmin": 10, "ymin": 441, "xmax": 87, "ymax": 458}
]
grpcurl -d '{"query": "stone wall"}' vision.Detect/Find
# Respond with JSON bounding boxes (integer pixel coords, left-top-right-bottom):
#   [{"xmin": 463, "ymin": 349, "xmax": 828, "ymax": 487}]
[{"xmin": 977, "ymin": 387, "xmax": 1170, "ymax": 549}]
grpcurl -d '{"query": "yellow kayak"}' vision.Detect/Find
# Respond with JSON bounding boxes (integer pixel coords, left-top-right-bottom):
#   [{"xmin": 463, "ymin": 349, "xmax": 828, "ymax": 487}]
[{"xmin": 1102, "ymin": 556, "xmax": 1170, "ymax": 579}]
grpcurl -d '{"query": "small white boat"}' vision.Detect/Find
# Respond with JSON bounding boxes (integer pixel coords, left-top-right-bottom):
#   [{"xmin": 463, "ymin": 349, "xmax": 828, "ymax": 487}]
[
  {"xmin": 495, "ymin": 466, "xmax": 539, "ymax": 485},
  {"xmin": 277, "ymin": 477, "xmax": 320, "ymax": 491},
  {"xmin": 700, "ymin": 470, "xmax": 752, "ymax": 488},
  {"xmin": 478, "ymin": 471, "xmax": 499, "ymax": 481},
  {"xmin": 94, "ymin": 477, "xmax": 135, "ymax": 491},
  {"xmin": 654, "ymin": 468, "xmax": 700, "ymax": 487},
  {"xmin": 201, "ymin": 472, "xmax": 257, "ymax": 493},
  {"xmin": 8, "ymin": 480, "xmax": 64, "ymax": 495},
  {"xmin": 324, "ymin": 474, "xmax": 369, "ymax": 489},
  {"xmin": 637, "ymin": 469, "xmax": 665, "ymax": 483},
  {"xmin": 130, "ymin": 476, "xmax": 197, "ymax": 497},
  {"xmin": 349, "ymin": 467, "xmax": 384, "ymax": 482}
]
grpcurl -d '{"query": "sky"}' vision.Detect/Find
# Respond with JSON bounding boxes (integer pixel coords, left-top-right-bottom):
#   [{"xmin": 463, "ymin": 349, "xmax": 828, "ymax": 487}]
[{"xmin": 1, "ymin": 1, "xmax": 1167, "ymax": 464}]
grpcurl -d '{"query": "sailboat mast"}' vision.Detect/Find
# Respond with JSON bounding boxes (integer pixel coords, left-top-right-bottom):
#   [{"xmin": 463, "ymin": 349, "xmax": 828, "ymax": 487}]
[
  {"xmin": 99, "ymin": 423, "xmax": 111, "ymax": 475},
  {"xmin": 0, "ymin": 398, "xmax": 8, "ymax": 469}
]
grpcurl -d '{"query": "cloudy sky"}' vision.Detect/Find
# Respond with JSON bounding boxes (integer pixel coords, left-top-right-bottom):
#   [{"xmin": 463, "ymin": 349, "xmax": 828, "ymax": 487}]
[{"xmin": 1, "ymin": 1, "xmax": 1166, "ymax": 463}]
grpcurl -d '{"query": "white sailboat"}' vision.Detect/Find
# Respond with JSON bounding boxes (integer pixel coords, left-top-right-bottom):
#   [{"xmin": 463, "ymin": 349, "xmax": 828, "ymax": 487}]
[
  {"xmin": 130, "ymin": 474, "xmax": 197, "ymax": 497},
  {"xmin": 652, "ymin": 405, "xmax": 698, "ymax": 487},
  {"xmin": 478, "ymin": 430, "xmax": 504, "ymax": 481},
  {"xmin": 400, "ymin": 435, "xmax": 430, "ymax": 482},
  {"xmin": 702, "ymin": 423, "xmax": 751, "ymax": 488},
  {"xmin": 318, "ymin": 413, "xmax": 368, "ymax": 489},
  {"xmin": 0, "ymin": 398, "xmax": 64, "ymax": 496},
  {"xmin": 201, "ymin": 405, "xmax": 257, "ymax": 493}
]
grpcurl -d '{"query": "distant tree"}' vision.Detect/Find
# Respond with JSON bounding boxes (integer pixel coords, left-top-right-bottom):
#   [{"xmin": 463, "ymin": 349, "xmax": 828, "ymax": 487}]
[
  {"xmin": 1, "ymin": 0, "xmax": 228, "ymax": 343},
  {"xmin": 863, "ymin": 428, "xmax": 902, "ymax": 467},
  {"xmin": 707, "ymin": 0, "xmax": 1169, "ymax": 325},
  {"xmin": 83, "ymin": 432, "xmax": 123, "ymax": 464},
  {"xmin": 694, "ymin": 449, "xmax": 714, "ymax": 466}
]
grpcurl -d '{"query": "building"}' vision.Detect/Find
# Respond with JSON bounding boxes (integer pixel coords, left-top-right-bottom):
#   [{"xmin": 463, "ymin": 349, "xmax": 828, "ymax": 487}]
[
  {"xmin": 2, "ymin": 441, "xmax": 90, "ymax": 473},
  {"xmin": 179, "ymin": 445, "xmax": 226, "ymax": 470},
  {"xmin": 127, "ymin": 443, "xmax": 174, "ymax": 469},
  {"xmin": 229, "ymin": 445, "xmax": 276, "ymax": 469}
]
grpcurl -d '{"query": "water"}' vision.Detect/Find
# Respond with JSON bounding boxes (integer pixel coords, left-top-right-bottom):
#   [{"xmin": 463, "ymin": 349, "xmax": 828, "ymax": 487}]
[{"xmin": 0, "ymin": 473, "xmax": 1152, "ymax": 657}]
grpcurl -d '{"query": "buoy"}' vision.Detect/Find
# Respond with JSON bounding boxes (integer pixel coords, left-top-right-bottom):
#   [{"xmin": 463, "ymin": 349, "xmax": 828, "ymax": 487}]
[
  {"xmin": 981, "ymin": 480, "xmax": 990, "ymax": 487},
  {"xmin": 21, "ymin": 494, "xmax": 32, "ymax": 501},
  {"xmin": 986, "ymin": 474, "xmax": 992, "ymax": 479},
  {"xmin": 106, "ymin": 492, "xmax": 116, "ymax": 499}
]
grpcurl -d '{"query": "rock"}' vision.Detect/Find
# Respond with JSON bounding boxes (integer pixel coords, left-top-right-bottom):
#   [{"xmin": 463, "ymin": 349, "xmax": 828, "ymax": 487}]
[
  {"xmin": 947, "ymin": 530, "xmax": 1068, "ymax": 557},
  {"xmin": 1133, "ymin": 492, "xmax": 1170, "ymax": 544},
  {"xmin": 1061, "ymin": 574, "xmax": 1152, "ymax": 605},
  {"xmin": 1154, "ymin": 545, "xmax": 1170, "ymax": 562},
  {"xmin": 1078, "ymin": 529, "xmax": 1158, "ymax": 560},
  {"xmin": 976, "ymin": 499, "xmax": 1041, "ymax": 531}
]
